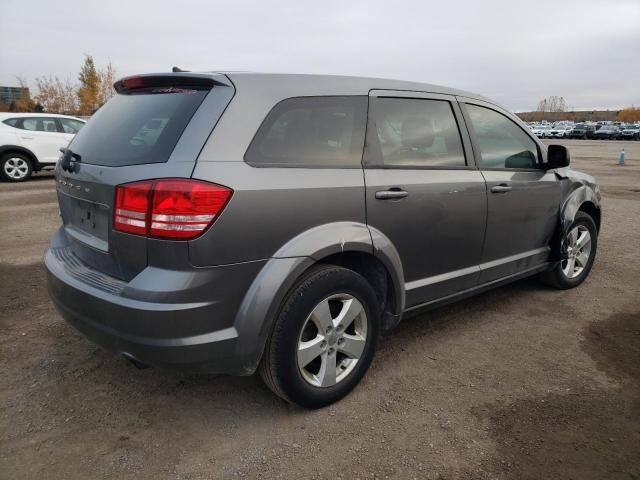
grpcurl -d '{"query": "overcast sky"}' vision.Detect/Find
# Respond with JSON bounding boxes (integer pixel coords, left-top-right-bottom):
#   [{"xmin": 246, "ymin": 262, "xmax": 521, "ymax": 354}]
[{"xmin": 1, "ymin": 0, "xmax": 639, "ymax": 111}]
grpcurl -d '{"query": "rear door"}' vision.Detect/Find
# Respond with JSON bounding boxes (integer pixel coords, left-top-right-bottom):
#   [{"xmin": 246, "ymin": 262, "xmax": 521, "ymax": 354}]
[
  {"xmin": 459, "ymin": 99, "xmax": 561, "ymax": 282},
  {"xmin": 55, "ymin": 74, "xmax": 234, "ymax": 280},
  {"xmin": 19, "ymin": 117, "xmax": 64, "ymax": 163},
  {"xmin": 364, "ymin": 91, "xmax": 487, "ymax": 308}
]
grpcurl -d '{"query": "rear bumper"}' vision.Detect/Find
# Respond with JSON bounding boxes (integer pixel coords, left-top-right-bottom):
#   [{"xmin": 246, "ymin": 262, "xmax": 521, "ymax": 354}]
[{"xmin": 45, "ymin": 228, "xmax": 266, "ymax": 375}]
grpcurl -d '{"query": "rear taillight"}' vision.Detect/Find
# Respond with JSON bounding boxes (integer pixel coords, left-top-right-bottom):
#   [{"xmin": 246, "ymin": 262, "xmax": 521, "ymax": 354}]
[{"xmin": 114, "ymin": 179, "xmax": 232, "ymax": 240}]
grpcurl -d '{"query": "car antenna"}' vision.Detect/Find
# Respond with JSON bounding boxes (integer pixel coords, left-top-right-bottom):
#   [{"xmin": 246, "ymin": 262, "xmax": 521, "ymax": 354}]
[{"xmin": 172, "ymin": 66, "xmax": 189, "ymax": 72}]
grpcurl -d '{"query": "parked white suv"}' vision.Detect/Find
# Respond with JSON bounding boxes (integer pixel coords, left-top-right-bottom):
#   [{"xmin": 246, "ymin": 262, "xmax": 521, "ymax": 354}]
[{"xmin": 0, "ymin": 113, "xmax": 86, "ymax": 182}]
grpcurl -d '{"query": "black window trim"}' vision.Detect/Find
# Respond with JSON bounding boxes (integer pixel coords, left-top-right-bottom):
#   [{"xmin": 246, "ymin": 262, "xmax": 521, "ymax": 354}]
[
  {"xmin": 244, "ymin": 95, "xmax": 369, "ymax": 169},
  {"xmin": 363, "ymin": 90, "xmax": 476, "ymax": 171},
  {"xmin": 459, "ymin": 99, "xmax": 546, "ymax": 173}
]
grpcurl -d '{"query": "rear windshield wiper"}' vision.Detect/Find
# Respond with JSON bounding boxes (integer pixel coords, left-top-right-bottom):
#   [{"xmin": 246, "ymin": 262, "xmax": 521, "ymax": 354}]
[{"xmin": 59, "ymin": 147, "xmax": 82, "ymax": 172}]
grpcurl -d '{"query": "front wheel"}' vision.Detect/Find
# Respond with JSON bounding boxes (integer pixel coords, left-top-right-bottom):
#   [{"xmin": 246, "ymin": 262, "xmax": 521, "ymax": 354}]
[
  {"xmin": 259, "ymin": 265, "xmax": 380, "ymax": 408},
  {"xmin": 540, "ymin": 212, "xmax": 598, "ymax": 289}
]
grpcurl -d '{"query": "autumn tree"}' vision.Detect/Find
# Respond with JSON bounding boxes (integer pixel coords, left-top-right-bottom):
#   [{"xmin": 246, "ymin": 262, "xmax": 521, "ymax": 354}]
[
  {"xmin": 617, "ymin": 106, "xmax": 640, "ymax": 123},
  {"xmin": 34, "ymin": 76, "xmax": 78, "ymax": 114},
  {"xmin": 77, "ymin": 55, "xmax": 101, "ymax": 115}
]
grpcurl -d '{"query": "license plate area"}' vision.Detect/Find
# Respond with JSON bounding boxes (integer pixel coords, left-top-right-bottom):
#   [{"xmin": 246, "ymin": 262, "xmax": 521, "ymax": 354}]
[{"xmin": 59, "ymin": 192, "xmax": 110, "ymax": 252}]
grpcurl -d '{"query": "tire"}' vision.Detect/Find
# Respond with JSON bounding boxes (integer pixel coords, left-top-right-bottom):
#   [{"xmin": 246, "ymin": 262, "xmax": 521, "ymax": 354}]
[
  {"xmin": 540, "ymin": 212, "xmax": 598, "ymax": 289},
  {"xmin": 0, "ymin": 152, "xmax": 33, "ymax": 182},
  {"xmin": 259, "ymin": 264, "xmax": 381, "ymax": 408}
]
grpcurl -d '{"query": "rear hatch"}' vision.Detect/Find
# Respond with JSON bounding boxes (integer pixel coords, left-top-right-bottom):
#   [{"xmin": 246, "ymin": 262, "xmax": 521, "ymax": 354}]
[{"xmin": 55, "ymin": 73, "xmax": 235, "ymax": 280}]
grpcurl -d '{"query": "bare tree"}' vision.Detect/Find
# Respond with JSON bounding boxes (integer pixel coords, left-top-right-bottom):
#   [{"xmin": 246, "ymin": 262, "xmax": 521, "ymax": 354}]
[
  {"xmin": 537, "ymin": 96, "xmax": 567, "ymax": 113},
  {"xmin": 34, "ymin": 76, "xmax": 78, "ymax": 114},
  {"xmin": 98, "ymin": 61, "xmax": 117, "ymax": 106}
]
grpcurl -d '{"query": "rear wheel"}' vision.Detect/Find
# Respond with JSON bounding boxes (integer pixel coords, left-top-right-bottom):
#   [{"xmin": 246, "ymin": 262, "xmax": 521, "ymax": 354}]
[
  {"xmin": 541, "ymin": 212, "xmax": 598, "ymax": 289},
  {"xmin": 259, "ymin": 265, "xmax": 380, "ymax": 408},
  {"xmin": 0, "ymin": 153, "xmax": 33, "ymax": 182}
]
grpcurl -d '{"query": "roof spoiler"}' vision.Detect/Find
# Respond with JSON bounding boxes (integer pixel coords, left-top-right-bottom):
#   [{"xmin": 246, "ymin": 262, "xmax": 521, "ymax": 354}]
[{"xmin": 114, "ymin": 73, "xmax": 229, "ymax": 93}]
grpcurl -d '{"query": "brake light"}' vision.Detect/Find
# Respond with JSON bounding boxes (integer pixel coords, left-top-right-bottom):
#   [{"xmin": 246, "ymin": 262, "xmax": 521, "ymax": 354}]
[{"xmin": 114, "ymin": 179, "xmax": 232, "ymax": 240}]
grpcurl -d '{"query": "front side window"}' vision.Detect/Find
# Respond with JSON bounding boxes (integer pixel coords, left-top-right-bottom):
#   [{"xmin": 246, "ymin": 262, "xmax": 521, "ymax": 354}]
[
  {"xmin": 367, "ymin": 97, "xmax": 466, "ymax": 168},
  {"xmin": 42, "ymin": 118, "xmax": 59, "ymax": 132},
  {"xmin": 466, "ymin": 104, "xmax": 539, "ymax": 169},
  {"xmin": 60, "ymin": 118, "xmax": 85, "ymax": 134},
  {"xmin": 245, "ymin": 96, "xmax": 367, "ymax": 168}
]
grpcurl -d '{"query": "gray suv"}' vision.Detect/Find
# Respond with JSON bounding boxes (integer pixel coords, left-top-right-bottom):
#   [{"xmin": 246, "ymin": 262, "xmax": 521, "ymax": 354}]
[{"xmin": 45, "ymin": 72, "xmax": 601, "ymax": 408}]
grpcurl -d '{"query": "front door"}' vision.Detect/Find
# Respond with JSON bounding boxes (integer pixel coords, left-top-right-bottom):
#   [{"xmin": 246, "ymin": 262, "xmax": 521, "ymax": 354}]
[
  {"xmin": 460, "ymin": 100, "xmax": 561, "ymax": 282},
  {"xmin": 364, "ymin": 91, "xmax": 487, "ymax": 308}
]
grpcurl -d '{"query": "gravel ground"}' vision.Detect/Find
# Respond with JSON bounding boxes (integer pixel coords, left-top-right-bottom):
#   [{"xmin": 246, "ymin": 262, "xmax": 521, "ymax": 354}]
[{"xmin": 0, "ymin": 140, "xmax": 638, "ymax": 479}]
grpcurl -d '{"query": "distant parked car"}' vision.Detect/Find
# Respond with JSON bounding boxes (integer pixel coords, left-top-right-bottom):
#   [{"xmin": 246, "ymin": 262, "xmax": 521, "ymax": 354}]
[
  {"xmin": 531, "ymin": 125, "xmax": 551, "ymax": 138},
  {"xmin": 548, "ymin": 126, "xmax": 571, "ymax": 138},
  {"xmin": 620, "ymin": 125, "xmax": 640, "ymax": 140},
  {"xmin": 0, "ymin": 113, "xmax": 86, "ymax": 182},
  {"xmin": 567, "ymin": 123, "xmax": 597, "ymax": 139},
  {"xmin": 592, "ymin": 125, "xmax": 621, "ymax": 140}
]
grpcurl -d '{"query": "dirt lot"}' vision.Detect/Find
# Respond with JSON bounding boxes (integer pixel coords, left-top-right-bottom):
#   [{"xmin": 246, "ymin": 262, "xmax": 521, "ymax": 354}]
[{"xmin": 1, "ymin": 140, "xmax": 638, "ymax": 479}]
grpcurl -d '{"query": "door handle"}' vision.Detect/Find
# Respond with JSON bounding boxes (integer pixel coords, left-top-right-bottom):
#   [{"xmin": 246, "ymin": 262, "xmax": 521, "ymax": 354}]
[
  {"xmin": 375, "ymin": 189, "xmax": 408, "ymax": 200},
  {"xmin": 491, "ymin": 184, "xmax": 512, "ymax": 194},
  {"xmin": 20, "ymin": 136, "xmax": 33, "ymax": 140}
]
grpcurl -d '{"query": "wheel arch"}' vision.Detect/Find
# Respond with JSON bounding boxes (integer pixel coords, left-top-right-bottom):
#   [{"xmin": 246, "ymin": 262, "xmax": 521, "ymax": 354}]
[
  {"xmin": 0, "ymin": 145, "xmax": 40, "ymax": 169},
  {"xmin": 232, "ymin": 222, "xmax": 405, "ymax": 374},
  {"xmin": 548, "ymin": 185, "xmax": 601, "ymax": 262},
  {"xmin": 560, "ymin": 185, "xmax": 601, "ymax": 235}
]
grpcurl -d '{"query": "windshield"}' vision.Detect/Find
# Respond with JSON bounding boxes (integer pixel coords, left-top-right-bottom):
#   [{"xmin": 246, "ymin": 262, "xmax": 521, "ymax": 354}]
[{"xmin": 69, "ymin": 89, "xmax": 209, "ymax": 167}]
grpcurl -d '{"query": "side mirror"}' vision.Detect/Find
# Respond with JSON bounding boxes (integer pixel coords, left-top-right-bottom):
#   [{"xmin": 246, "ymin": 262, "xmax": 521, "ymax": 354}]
[{"xmin": 547, "ymin": 144, "xmax": 570, "ymax": 169}]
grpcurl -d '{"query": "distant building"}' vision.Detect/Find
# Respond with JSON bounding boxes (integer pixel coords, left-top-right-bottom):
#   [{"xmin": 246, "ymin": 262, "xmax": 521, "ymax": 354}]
[{"xmin": 0, "ymin": 86, "xmax": 29, "ymax": 105}]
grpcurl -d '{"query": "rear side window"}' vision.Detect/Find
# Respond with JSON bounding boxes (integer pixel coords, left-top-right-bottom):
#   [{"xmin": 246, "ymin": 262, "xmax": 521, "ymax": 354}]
[
  {"xmin": 245, "ymin": 96, "xmax": 367, "ymax": 168},
  {"xmin": 17, "ymin": 117, "xmax": 60, "ymax": 132},
  {"xmin": 466, "ymin": 104, "xmax": 539, "ymax": 169},
  {"xmin": 69, "ymin": 89, "xmax": 209, "ymax": 167},
  {"xmin": 2, "ymin": 118, "xmax": 19, "ymax": 127},
  {"xmin": 367, "ymin": 97, "xmax": 466, "ymax": 168}
]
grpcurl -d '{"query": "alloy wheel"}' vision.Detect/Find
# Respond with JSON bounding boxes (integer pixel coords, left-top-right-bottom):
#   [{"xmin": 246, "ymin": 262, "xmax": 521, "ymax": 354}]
[
  {"xmin": 3, "ymin": 157, "xmax": 29, "ymax": 180},
  {"xmin": 562, "ymin": 225, "xmax": 592, "ymax": 279},
  {"xmin": 297, "ymin": 293, "xmax": 368, "ymax": 388}
]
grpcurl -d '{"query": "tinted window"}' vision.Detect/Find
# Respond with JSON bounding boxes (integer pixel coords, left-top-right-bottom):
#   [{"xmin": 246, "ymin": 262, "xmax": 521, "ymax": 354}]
[
  {"xmin": 2, "ymin": 118, "xmax": 19, "ymax": 127},
  {"xmin": 60, "ymin": 118, "xmax": 85, "ymax": 134},
  {"xmin": 245, "ymin": 96, "xmax": 367, "ymax": 168},
  {"xmin": 368, "ymin": 98, "xmax": 466, "ymax": 168},
  {"xmin": 69, "ymin": 88, "xmax": 208, "ymax": 167},
  {"xmin": 466, "ymin": 104, "xmax": 539, "ymax": 169}
]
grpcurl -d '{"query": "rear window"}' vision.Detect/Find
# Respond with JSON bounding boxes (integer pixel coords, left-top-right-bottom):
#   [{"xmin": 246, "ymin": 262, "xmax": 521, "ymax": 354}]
[
  {"xmin": 245, "ymin": 96, "xmax": 367, "ymax": 168},
  {"xmin": 2, "ymin": 118, "xmax": 19, "ymax": 127},
  {"xmin": 69, "ymin": 88, "xmax": 209, "ymax": 167}
]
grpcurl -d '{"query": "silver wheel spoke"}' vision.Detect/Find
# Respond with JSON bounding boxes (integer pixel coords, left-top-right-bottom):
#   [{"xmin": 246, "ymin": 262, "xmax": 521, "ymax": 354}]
[
  {"xmin": 338, "ymin": 334, "xmax": 366, "ymax": 359},
  {"xmin": 310, "ymin": 299, "xmax": 333, "ymax": 331},
  {"xmin": 575, "ymin": 251, "xmax": 589, "ymax": 268},
  {"xmin": 569, "ymin": 228, "xmax": 578, "ymax": 246},
  {"xmin": 334, "ymin": 298, "xmax": 363, "ymax": 330},
  {"xmin": 565, "ymin": 257, "xmax": 575, "ymax": 275},
  {"xmin": 297, "ymin": 336, "xmax": 324, "ymax": 368},
  {"xmin": 576, "ymin": 230, "xmax": 590, "ymax": 249},
  {"xmin": 318, "ymin": 352, "xmax": 337, "ymax": 387}
]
